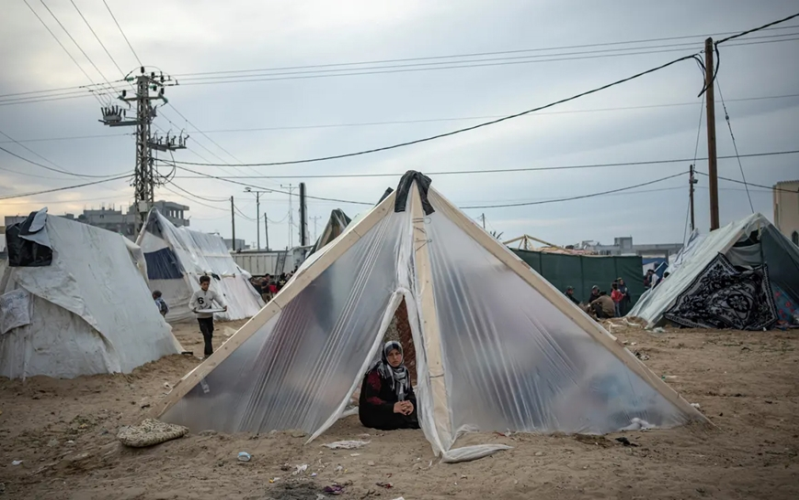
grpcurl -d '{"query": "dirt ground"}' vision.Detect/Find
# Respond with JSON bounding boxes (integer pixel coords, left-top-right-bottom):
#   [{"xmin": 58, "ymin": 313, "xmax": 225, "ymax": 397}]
[{"xmin": 0, "ymin": 319, "xmax": 797, "ymax": 499}]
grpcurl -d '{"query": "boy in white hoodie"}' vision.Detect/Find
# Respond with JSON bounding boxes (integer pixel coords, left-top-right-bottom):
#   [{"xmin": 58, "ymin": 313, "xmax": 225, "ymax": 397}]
[{"xmin": 189, "ymin": 275, "xmax": 227, "ymax": 358}]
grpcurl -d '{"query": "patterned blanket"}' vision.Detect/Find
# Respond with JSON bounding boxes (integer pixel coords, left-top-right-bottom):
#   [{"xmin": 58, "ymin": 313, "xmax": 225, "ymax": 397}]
[{"xmin": 665, "ymin": 253, "xmax": 777, "ymax": 330}]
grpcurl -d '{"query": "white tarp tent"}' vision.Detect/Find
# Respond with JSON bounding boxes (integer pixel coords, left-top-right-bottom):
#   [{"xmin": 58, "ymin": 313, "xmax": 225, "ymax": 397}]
[
  {"xmin": 156, "ymin": 172, "xmax": 706, "ymax": 463},
  {"xmin": 0, "ymin": 210, "xmax": 182, "ymax": 379},
  {"xmin": 136, "ymin": 209, "xmax": 263, "ymax": 322},
  {"xmin": 629, "ymin": 213, "xmax": 799, "ymax": 328}
]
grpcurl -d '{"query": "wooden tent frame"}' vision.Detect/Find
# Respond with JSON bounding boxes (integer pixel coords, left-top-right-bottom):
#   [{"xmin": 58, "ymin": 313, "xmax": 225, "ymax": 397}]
[{"xmin": 157, "ymin": 182, "xmax": 708, "ymax": 429}]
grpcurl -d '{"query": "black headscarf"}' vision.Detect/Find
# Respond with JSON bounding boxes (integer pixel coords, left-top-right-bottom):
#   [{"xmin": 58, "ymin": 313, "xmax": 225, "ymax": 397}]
[{"xmin": 373, "ymin": 341, "xmax": 411, "ymax": 401}]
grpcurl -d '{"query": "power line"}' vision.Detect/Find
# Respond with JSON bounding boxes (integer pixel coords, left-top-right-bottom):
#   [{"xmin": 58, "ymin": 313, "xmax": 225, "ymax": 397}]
[
  {"xmin": 0, "ymin": 129, "xmax": 77, "ymax": 176},
  {"xmin": 37, "ymin": 0, "xmax": 119, "ymax": 99},
  {"xmin": 0, "ymin": 143, "xmax": 132, "ymax": 178},
  {"xmin": 21, "ymin": 0, "xmax": 106, "ymax": 105},
  {"xmin": 164, "ymin": 52, "xmax": 706, "ymax": 167},
  {"xmin": 159, "ymin": 183, "xmax": 229, "ymax": 212},
  {"xmin": 102, "ymin": 0, "xmax": 142, "ymax": 66},
  {"xmin": 460, "ymin": 171, "xmax": 688, "ymax": 209},
  {"xmin": 69, "ymin": 0, "xmax": 126, "ymax": 77},
  {"xmin": 695, "ymin": 171, "xmax": 798, "ymax": 194},
  {"xmin": 716, "ymin": 79, "xmax": 754, "ymax": 213},
  {"xmin": 167, "ymin": 149, "xmax": 799, "ymax": 179},
  {"xmin": 715, "ymin": 12, "xmax": 799, "ymax": 44},
  {"xmin": 175, "ymin": 33, "xmax": 799, "ymax": 86},
  {"xmin": 166, "ymin": 180, "xmax": 229, "ymax": 202},
  {"xmin": 0, "ymin": 174, "xmax": 131, "ymax": 201}
]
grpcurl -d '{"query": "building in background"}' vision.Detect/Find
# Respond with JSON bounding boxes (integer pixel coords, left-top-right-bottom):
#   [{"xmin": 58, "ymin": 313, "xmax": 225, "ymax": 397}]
[
  {"xmin": 3, "ymin": 200, "xmax": 189, "ymax": 240},
  {"xmin": 574, "ymin": 236, "xmax": 683, "ymax": 259},
  {"xmin": 223, "ymin": 238, "xmax": 250, "ymax": 252},
  {"xmin": 774, "ymin": 180, "xmax": 799, "ymax": 245}
]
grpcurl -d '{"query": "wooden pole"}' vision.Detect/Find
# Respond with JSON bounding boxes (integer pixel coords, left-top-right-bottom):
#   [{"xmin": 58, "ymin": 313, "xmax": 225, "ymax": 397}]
[
  {"xmin": 230, "ymin": 196, "xmax": 236, "ymax": 251},
  {"xmin": 705, "ymin": 38, "xmax": 720, "ymax": 230},
  {"xmin": 689, "ymin": 164, "xmax": 696, "ymax": 231}
]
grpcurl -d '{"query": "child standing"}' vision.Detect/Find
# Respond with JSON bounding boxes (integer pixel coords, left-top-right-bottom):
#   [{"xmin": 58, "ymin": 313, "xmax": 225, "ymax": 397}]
[
  {"xmin": 611, "ymin": 283, "xmax": 623, "ymax": 318},
  {"xmin": 189, "ymin": 275, "xmax": 227, "ymax": 359},
  {"xmin": 153, "ymin": 290, "xmax": 169, "ymax": 318}
]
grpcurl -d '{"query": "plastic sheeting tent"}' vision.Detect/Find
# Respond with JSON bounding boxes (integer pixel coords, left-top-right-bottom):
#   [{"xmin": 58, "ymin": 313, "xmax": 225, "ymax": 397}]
[
  {"xmin": 136, "ymin": 209, "xmax": 264, "ymax": 322},
  {"xmin": 308, "ymin": 209, "xmax": 351, "ymax": 257},
  {"xmin": 156, "ymin": 172, "xmax": 707, "ymax": 463},
  {"xmin": 629, "ymin": 213, "xmax": 799, "ymax": 328},
  {"xmin": 0, "ymin": 210, "xmax": 182, "ymax": 379}
]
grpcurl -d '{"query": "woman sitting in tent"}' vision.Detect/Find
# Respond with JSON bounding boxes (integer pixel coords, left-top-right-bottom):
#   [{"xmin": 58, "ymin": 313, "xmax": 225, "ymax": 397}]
[{"xmin": 359, "ymin": 341, "xmax": 419, "ymax": 430}]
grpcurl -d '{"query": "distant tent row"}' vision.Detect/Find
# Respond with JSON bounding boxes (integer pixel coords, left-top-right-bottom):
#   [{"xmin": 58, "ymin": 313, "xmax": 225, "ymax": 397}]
[
  {"xmin": 136, "ymin": 209, "xmax": 264, "ymax": 322},
  {"xmin": 0, "ymin": 210, "xmax": 182, "ymax": 379},
  {"xmin": 630, "ymin": 213, "xmax": 799, "ymax": 330},
  {"xmin": 157, "ymin": 172, "xmax": 706, "ymax": 463}
]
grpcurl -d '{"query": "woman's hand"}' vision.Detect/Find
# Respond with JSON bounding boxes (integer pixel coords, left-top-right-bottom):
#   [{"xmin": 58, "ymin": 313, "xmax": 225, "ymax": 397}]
[{"xmin": 393, "ymin": 402, "xmax": 405, "ymax": 414}]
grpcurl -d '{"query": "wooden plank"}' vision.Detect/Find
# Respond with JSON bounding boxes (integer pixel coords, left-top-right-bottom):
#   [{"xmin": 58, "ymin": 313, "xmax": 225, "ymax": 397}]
[
  {"xmin": 427, "ymin": 189, "xmax": 710, "ymax": 425},
  {"xmin": 155, "ymin": 192, "xmax": 396, "ymax": 418},
  {"xmin": 410, "ymin": 186, "xmax": 454, "ymax": 448}
]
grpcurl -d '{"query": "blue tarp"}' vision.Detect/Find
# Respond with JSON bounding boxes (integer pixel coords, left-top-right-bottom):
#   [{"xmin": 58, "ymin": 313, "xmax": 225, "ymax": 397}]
[{"xmin": 144, "ymin": 247, "xmax": 183, "ymax": 280}]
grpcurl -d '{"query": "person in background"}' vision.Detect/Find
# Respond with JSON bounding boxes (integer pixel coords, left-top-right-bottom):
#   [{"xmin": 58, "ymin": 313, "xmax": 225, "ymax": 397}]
[
  {"xmin": 359, "ymin": 341, "xmax": 419, "ymax": 430},
  {"xmin": 260, "ymin": 274, "xmax": 272, "ymax": 302},
  {"xmin": 564, "ymin": 286, "xmax": 580, "ymax": 306},
  {"xmin": 590, "ymin": 291, "xmax": 616, "ymax": 319},
  {"xmin": 611, "ymin": 283, "xmax": 623, "ymax": 317},
  {"xmin": 587, "ymin": 285, "xmax": 600, "ymax": 304},
  {"xmin": 277, "ymin": 273, "xmax": 288, "ymax": 291},
  {"xmin": 153, "ymin": 290, "xmax": 168, "ymax": 318},
  {"xmin": 189, "ymin": 275, "xmax": 227, "ymax": 359},
  {"xmin": 644, "ymin": 269, "xmax": 659, "ymax": 289},
  {"xmin": 617, "ymin": 278, "xmax": 631, "ymax": 316}
]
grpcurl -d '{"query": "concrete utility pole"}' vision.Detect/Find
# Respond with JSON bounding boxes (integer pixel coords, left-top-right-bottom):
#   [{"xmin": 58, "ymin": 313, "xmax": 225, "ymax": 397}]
[
  {"xmin": 480, "ymin": 213, "xmax": 486, "ymax": 230},
  {"xmin": 310, "ymin": 215, "xmax": 322, "ymax": 241},
  {"xmin": 264, "ymin": 212, "xmax": 270, "ymax": 251},
  {"xmin": 299, "ymin": 183, "xmax": 308, "ymax": 246},
  {"xmin": 281, "ymin": 184, "xmax": 297, "ymax": 248},
  {"xmin": 230, "ymin": 196, "xmax": 236, "ymax": 251},
  {"xmin": 244, "ymin": 187, "xmax": 270, "ymax": 250},
  {"xmin": 99, "ymin": 67, "xmax": 186, "ymax": 232},
  {"xmin": 704, "ymin": 38, "xmax": 720, "ymax": 230},
  {"xmin": 689, "ymin": 164, "xmax": 698, "ymax": 232}
]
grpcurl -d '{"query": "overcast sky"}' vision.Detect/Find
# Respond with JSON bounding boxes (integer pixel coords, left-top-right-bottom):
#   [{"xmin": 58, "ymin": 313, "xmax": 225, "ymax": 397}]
[{"xmin": 1, "ymin": 0, "xmax": 797, "ymax": 250}]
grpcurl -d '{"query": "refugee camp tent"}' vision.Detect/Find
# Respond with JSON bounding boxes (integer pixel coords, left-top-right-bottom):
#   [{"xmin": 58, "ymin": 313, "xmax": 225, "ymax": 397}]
[
  {"xmin": 629, "ymin": 213, "xmax": 799, "ymax": 329},
  {"xmin": 156, "ymin": 172, "xmax": 707, "ymax": 463},
  {"xmin": 0, "ymin": 209, "xmax": 182, "ymax": 379},
  {"xmin": 308, "ymin": 209, "xmax": 351, "ymax": 256},
  {"xmin": 136, "ymin": 209, "xmax": 264, "ymax": 323}
]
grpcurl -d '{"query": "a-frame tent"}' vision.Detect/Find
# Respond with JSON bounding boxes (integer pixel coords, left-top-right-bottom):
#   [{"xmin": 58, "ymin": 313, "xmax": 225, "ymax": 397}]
[
  {"xmin": 156, "ymin": 172, "xmax": 707, "ymax": 462},
  {"xmin": 307, "ymin": 209, "xmax": 351, "ymax": 257},
  {"xmin": 136, "ymin": 209, "xmax": 264, "ymax": 322}
]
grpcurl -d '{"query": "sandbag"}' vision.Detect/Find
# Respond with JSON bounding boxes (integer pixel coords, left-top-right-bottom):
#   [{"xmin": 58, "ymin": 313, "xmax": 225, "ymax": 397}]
[{"xmin": 117, "ymin": 419, "xmax": 188, "ymax": 448}]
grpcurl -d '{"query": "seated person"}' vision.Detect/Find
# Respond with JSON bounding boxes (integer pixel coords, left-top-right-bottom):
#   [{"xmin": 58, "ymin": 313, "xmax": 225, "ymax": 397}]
[
  {"xmin": 359, "ymin": 341, "xmax": 419, "ymax": 430},
  {"xmin": 590, "ymin": 291, "xmax": 616, "ymax": 319}
]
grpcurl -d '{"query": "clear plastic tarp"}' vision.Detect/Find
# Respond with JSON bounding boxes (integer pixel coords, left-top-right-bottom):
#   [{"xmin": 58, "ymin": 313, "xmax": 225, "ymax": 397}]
[
  {"xmin": 162, "ymin": 186, "xmax": 702, "ymax": 463},
  {"xmin": 162, "ymin": 211, "xmax": 406, "ymax": 434},
  {"xmin": 0, "ymin": 214, "xmax": 180, "ymax": 379},
  {"xmin": 428, "ymin": 192, "xmax": 689, "ymax": 438},
  {"xmin": 137, "ymin": 210, "xmax": 263, "ymax": 322}
]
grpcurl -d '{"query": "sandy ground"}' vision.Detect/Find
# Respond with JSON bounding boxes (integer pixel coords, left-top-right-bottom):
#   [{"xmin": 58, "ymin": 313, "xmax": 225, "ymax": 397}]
[{"xmin": 0, "ymin": 319, "xmax": 798, "ymax": 499}]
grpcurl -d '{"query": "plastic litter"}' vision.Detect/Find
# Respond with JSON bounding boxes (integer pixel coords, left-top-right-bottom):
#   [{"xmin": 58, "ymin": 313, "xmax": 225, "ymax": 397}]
[
  {"xmin": 690, "ymin": 403, "xmax": 701, "ymax": 409},
  {"xmin": 11, "ymin": 460, "xmax": 22, "ymax": 466},
  {"xmin": 653, "ymin": 327, "xmax": 666, "ymax": 333},
  {"xmin": 323, "ymin": 485, "xmax": 344, "ymax": 495},
  {"xmin": 615, "ymin": 437, "xmax": 639, "ymax": 447},
  {"xmin": 323, "ymin": 440, "xmax": 369, "ymax": 450},
  {"xmin": 376, "ymin": 482, "xmax": 393, "ymax": 489},
  {"xmin": 237, "ymin": 452, "xmax": 251, "ymax": 462},
  {"xmin": 620, "ymin": 417, "xmax": 654, "ymax": 431},
  {"xmin": 293, "ymin": 464, "xmax": 308, "ymax": 475},
  {"xmin": 268, "ymin": 477, "xmax": 280, "ymax": 483}
]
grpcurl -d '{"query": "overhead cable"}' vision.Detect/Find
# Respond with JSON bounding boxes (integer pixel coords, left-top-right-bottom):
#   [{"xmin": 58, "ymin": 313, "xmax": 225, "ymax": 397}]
[
  {"xmin": 102, "ymin": 0, "xmax": 142, "ymax": 66},
  {"xmin": 0, "ymin": 144, "xmax": 132, "ymax": 178},
  {"xmin": 0, "ymin": 175, "xmax": 131, "ymax": 201},
  {"xmin": 460, "ymin": 172, "xmax": 688, "ymax": 209}
]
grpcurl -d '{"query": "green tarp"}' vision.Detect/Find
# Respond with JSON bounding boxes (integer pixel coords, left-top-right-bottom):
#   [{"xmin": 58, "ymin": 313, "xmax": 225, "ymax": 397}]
[{"xmin": 511, "ymin": 249, "xmax": 645, "ymax": 307}]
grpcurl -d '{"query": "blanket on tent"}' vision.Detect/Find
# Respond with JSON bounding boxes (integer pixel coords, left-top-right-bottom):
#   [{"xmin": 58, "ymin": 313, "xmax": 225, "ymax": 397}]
[{"xmin": 664, "ymin": 253, "xmax": 777, "ymax": 330}]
